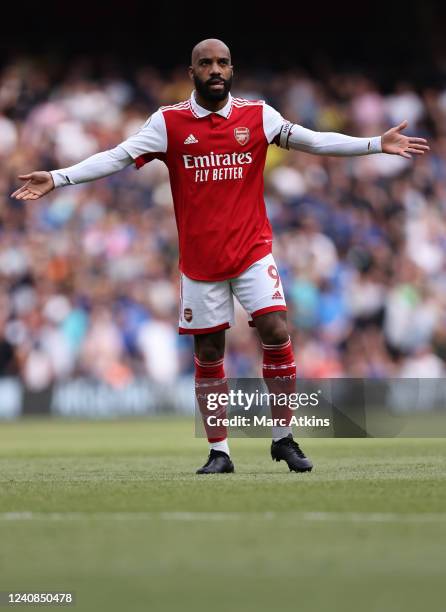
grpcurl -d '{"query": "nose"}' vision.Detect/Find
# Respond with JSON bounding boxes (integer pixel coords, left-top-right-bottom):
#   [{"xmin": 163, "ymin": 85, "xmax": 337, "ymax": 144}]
[{"xmin": 210, "ymin": 62, "xmax": 222, "ymax": 75}]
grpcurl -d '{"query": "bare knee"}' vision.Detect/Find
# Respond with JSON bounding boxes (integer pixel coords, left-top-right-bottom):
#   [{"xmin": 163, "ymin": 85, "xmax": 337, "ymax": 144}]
[
  {"xmin": 194, "ymin": 331, "xmax": 225, "ymax": 362},
  {"xmin": 254, "ymin": 311, "xmax": 289, "ymax": 346}
]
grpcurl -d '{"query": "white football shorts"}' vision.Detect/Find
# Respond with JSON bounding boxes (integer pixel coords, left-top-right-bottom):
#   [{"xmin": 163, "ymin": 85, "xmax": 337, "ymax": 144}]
[{"xmin": 179, "ymin": 253, "xmax": 287, "ymax": 334}]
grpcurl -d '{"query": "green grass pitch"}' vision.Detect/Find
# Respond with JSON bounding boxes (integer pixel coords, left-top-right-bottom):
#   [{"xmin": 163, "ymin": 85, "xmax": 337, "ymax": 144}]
[{"xmin": 0, "ymin": 418, "xmax": 445, "ymax": 612}]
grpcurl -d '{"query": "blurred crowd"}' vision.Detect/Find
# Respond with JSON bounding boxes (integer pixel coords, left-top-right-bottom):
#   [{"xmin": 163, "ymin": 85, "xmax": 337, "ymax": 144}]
[{"xmin": 1, "ymin": 56, "xmax": 446, "ymax": 389}]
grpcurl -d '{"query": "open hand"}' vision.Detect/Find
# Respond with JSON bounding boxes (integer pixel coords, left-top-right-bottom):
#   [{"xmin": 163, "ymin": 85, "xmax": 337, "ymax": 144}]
[
  {"xmin": 381, "ymin": 120, "xmax": 429, "ymax": 159},
  {"xmin": 10, "ymin": 171, "xmax": 55, "ymax": 201}
]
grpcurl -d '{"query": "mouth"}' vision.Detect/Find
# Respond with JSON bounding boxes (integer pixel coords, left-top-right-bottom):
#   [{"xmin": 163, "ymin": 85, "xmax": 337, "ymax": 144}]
[{"xmin": 208, "ymin": 81, "xmax": 225, "ymax": 90}]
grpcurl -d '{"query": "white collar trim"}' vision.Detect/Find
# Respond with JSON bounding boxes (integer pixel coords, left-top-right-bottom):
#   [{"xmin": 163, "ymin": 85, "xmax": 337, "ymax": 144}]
[{"xmin": 190, "ymin": 91, "xmax": 233, "ymax": 118}]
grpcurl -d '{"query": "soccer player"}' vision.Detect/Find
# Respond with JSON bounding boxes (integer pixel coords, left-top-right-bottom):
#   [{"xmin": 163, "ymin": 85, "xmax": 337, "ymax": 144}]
[{"xmin": 11, "ymin": 39, "xmax": 429, "ymax": 474}]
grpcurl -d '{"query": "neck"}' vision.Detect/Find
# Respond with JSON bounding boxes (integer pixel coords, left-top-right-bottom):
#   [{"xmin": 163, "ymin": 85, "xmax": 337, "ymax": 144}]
[{"xmin": 194, "ymin": 91, "xmax": 229, "ymax": 112}]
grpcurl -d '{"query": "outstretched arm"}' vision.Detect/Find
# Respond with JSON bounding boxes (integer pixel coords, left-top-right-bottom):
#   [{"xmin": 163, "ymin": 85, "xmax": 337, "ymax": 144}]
[
  {"xmin": 10, "ymin": 146, "xmax": 133, "ymax": 201},
  {"xmin": 281, "ymin": 119, "xmax": 429, "ymax": 159},
  {"xmin": 10, "ymin": 109, "xmax": 167, "ymax": 201}
]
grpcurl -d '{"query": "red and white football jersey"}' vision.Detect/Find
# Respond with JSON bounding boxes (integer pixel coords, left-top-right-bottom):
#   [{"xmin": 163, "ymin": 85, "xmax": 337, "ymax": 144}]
[{"xmin": 120, "ymin": 92, "xmax": 286, "ymax": 281}]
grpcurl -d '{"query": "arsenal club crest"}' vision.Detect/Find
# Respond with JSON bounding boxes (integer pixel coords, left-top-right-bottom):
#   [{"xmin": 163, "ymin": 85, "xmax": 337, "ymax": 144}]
[
  {"xmin": 183, "ymin": 307, "xmax": 193, "ymax": 322},
  {"xmin": 234, "ymin": 127, "xmax": 250, "ymax": 146}
]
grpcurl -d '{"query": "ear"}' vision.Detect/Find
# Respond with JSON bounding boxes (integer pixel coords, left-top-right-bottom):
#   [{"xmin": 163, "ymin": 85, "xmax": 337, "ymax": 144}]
[{"xmin": 188, "ymin": 66, "xmax": 194, "ymax": 81}]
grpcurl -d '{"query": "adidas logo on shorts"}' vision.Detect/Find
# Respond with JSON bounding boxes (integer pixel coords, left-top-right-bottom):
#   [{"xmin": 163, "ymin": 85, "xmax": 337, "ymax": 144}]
[{"xmin": 272, "ymin": 290, "xmax": 283, "ymax": 300}]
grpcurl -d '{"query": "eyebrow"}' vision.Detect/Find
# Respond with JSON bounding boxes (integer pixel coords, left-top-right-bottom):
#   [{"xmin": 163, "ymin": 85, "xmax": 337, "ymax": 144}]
[{"xmin": 197, "ymin": 56, "xmax": 230, "ymax": 62}]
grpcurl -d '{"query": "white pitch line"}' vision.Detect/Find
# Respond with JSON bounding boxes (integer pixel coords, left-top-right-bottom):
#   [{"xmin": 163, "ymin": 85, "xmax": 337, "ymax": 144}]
[{"xmin": 1, "ymin": 512, "xmax": 446, "ymax": 523}]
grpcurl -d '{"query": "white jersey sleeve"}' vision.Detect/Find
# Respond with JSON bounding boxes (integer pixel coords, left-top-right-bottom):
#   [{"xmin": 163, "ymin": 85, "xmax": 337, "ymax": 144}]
[
  {"xmin": 50, "ymin": 145, "xmax": 133, "ymax": 188},
  {"xmin": 286, "ymin": 124, "xmax": 382, "ymax": 156},
  {"xmin": 49, "ymin": 109, "xmax": 168, "ymax": 188},
  {"xmin": 119, "ymin": 109, "xmax": 168, "ymax": 159},
  {"xmin": 262, "ymin": 103, "xmax": 287, "ymax": 144}
]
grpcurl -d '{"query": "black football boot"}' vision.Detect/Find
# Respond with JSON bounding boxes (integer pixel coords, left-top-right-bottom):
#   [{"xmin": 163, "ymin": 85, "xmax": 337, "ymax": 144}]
[
  {"xmin": 196, "ymin": 449, "xmax": 235, "ymax": 474},
  {"xmin": 271, "ymin": 434, "xmax": 313, "ymax": 472}
]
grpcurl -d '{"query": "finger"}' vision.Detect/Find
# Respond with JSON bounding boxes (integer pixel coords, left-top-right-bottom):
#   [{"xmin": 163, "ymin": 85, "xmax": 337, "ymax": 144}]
[
  {"xmin": 408, "ymin": 141, "xmax": 429, "ymax": 146},
  {"xmin": 10, "ymin": 185, "xmax": 28, "ymax": 198},
  {"xmin": 18, "ymin": 174, "xmax": 33, "ymax": 180},
  {"xmin": 406, "ymin": 148, "xmax": 426, "ymax": 155},
  {"xmin": 400, "ymin": 151, "xmax": 412, "ymax": 159},
  {"xmin": 14, "ymin": 190, "xmax": 31, "ymax": 200},
  {"xmin": 408, "ymin": 137, "xmax": 428, "ymax": 144},
  {"xmin": 394, "ymin": 120, "xmax": 408, "ymax": 132},
  {"xmin": 11, "ymin": 180, "xmax": 31, "ymax": 196},
  {"xmin": 408, "ymin": 143, "xmax": 430, "ymax": 150},
  {"xmin": 19, "ymin": 192, "xmax": 39, "ymax": 201},
  {"xmin": 16, "ymin": 189, "xmax": 38, "ymax": 200}
]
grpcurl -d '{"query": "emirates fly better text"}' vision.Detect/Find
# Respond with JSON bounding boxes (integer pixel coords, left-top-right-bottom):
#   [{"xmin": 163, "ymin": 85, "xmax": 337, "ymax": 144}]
[{"xmin": 183, "ymin": 151, "xmax": 253, "ymax": 182}]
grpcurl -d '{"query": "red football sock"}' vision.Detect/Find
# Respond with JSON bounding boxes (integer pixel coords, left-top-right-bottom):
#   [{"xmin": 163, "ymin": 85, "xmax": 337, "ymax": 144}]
[
  {"xmin": 262, "ymin": 337, "xmax": 296, "ymax": 439},
  {"xmin": 195, "ymin": 356, "xmax": 228, "ymax": 443}
]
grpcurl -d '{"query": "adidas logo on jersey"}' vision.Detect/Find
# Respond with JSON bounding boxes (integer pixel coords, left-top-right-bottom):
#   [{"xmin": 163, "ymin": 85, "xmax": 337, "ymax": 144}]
[
  {"xmin": 184, "ymin": 134, "xmax": 198, "ymax": 144},
  {"xmin": 272, "ymin": 290, "xmax": 283, "ymax": 300}
]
